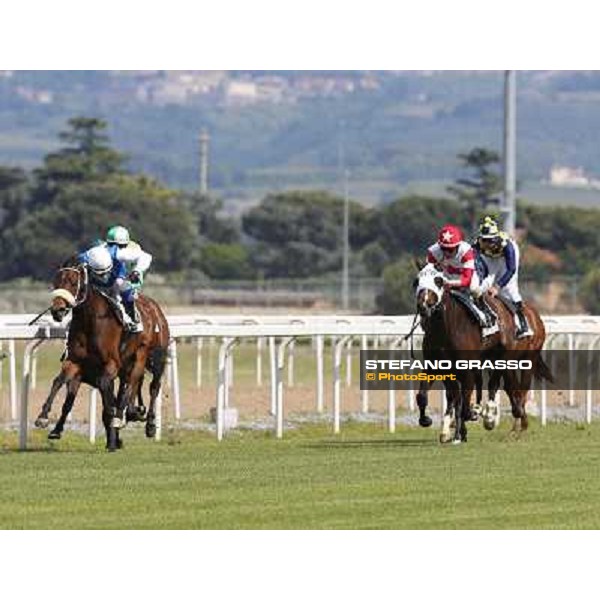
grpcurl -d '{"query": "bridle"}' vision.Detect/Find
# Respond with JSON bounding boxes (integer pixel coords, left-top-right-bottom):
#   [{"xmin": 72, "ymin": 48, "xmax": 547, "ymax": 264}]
[
  {"xmin": 51, "ymin": 264, "xmax": 89, "ymax": 308},
  {"xmin": 415, "ymin": 265, "xmax": 446, "ymax": 318}
]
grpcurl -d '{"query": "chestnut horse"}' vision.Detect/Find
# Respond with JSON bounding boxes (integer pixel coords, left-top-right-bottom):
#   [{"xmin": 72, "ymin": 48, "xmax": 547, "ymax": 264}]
[{"xmin": 47, "ymin": 258, "xmax": 169, "ymax": 450}]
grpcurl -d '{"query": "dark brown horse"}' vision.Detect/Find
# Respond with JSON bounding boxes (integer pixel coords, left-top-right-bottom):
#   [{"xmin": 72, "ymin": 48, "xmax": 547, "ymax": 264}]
[
  {"xmin": 414, "ymin": 263, "xmax": 551, "ymax": 443},
  {"xmin": 35, "ymin": 364, "xmax": 148, "ymax": 440},
  {"xmin": 47, "ymin": 258, "xmax": 169, "ymax": 450}
]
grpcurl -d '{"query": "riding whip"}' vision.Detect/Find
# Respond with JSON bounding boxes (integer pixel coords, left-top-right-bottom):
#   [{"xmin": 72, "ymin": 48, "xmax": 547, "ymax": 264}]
[{"xmin": 28, "ymin": 306, "xmax": 51, "ymax": 326}]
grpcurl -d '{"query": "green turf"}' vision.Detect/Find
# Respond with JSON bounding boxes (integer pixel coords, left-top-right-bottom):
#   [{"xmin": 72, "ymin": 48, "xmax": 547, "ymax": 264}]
[{"xmin": 1, "ymin": 421, "xmax": 600, "ymax": 529}]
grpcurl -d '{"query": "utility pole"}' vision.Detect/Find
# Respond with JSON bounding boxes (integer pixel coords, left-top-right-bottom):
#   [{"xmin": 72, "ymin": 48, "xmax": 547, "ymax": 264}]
[
  {"xmin": 199, "ymin": 128, "xmax": 209, "ymax": 195},
  {"xmin": 339, "ymin": 121, "xmax": 350, "ymax": 310},
  {"xmin": 502, "ymin": 70, "xmax": 516, "ymax": 235}
]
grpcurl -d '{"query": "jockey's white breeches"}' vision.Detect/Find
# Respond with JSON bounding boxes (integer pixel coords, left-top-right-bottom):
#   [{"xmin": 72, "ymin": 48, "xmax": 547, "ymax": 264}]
[{"xmin": 479, "ymin": 248, "xmax": 523, "ymax": 304}]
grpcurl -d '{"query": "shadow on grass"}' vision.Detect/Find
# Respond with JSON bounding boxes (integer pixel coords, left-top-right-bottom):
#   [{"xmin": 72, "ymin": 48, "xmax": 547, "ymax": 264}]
[{"xmin": 303, "ymin": 437, "xmax": 437, "ymax": 450}]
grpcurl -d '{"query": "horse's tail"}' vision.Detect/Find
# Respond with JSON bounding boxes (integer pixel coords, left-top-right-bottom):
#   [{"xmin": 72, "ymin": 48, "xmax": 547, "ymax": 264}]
[{"xmin": 533, "ymin": 353, "xmax": 554, "ymax": 384}]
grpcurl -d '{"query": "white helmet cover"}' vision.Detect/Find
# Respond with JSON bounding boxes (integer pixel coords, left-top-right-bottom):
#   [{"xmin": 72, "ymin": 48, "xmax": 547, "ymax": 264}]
[{"xmin": 87, "ymin": 246, "xmax": 113, "ymax": 275}]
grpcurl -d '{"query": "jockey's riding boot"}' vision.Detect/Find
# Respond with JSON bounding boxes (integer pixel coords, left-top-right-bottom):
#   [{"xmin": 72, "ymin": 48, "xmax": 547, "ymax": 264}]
[
  {"xmin": 125, "ymin": 301, "xmax": 143, "ymax": 333},
  {"xmin": 475, "ymin": 296, "xmax": 495, "ymax": 328},
  {"xmin": 515, "ymin": 302, "xmax": 532, "ymax": 339}
]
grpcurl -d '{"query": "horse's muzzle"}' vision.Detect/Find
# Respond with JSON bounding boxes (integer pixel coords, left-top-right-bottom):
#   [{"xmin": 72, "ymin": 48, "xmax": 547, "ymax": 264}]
[
  {"xmin": 417, "ymin": 303, "xmax": 432, "ymax": 319},
  {"xmin": 51, "ymin": 306, "xmax": 68, "ymax": 322}
]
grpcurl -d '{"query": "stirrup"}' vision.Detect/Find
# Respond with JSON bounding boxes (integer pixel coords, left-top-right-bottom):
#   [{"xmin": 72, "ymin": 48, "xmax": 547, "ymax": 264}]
[{"xmin": 516, "ymin": 327, "xmax": 533, "ymax": 339}]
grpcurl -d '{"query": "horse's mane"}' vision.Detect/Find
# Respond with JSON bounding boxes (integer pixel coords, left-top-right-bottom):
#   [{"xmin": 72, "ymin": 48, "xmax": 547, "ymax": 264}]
[{"xmin": 60, "ymin": 255, "xmax": 81, "ymax": 269}]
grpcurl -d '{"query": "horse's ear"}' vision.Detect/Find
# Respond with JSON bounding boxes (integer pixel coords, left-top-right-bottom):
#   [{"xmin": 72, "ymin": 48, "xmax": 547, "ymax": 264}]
[
  {"xmin": 433, "ymin": 276, "xmax": 444, "ymax": 289},
  {"xmin": 414, "ymin": 257, "xmax": 425, "ymax": 271}
]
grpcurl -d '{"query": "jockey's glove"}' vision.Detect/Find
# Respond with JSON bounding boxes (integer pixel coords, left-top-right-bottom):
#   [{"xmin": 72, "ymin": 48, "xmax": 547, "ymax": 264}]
[{"xmin": 129, "ymin": 271, "xmax": 142, "ymax": 284}]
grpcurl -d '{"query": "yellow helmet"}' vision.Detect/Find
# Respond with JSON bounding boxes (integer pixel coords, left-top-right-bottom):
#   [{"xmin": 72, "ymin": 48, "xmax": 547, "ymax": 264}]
[{"xmin": 478, "ymin": 216, "xmax": 500, "ymax": 239}]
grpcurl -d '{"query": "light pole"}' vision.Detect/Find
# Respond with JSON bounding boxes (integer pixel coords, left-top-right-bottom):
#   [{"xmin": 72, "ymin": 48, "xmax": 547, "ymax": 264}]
[
  {"xmin": 338, "ymin": 121, "xmax": 350, "ymax": 310},
  {"xmin": 502, "ymin": 70, "xmax": 516, "ymax": 235},
  {"xmin": 199, "ymin": 128, "xmax": 209, "ymax": 195}
]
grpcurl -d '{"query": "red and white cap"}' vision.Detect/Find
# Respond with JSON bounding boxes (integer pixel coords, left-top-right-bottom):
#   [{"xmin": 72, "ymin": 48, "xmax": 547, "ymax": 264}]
[{"xmin": 437, "ymin": 224, "xmax": 463, "ymax": 249}]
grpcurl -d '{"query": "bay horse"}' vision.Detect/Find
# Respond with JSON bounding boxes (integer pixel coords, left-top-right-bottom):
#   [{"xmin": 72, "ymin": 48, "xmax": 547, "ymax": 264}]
[
  {"xmin": 414, "ymin": 263, "xmax": 551, "ymax": 443},
  {"xmin": 47, "ymin": 257, "xmax": 169, "ymax": 450}
]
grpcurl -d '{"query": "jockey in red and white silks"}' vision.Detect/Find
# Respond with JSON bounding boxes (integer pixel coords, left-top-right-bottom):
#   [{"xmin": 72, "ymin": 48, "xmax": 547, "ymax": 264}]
[
  {"xmin": 426, "ymin": 224, "xmax": 495, "ymax": 327},
  {"xmin": 426, "ymin": 224, "xmax": 479, "ymax": 293}
]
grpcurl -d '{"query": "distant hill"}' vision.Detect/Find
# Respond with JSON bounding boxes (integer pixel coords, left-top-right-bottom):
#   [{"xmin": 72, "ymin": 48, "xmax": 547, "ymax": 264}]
[{"xmin": 1, "ymin": 70, "xmax": 600, "ymax": 209}]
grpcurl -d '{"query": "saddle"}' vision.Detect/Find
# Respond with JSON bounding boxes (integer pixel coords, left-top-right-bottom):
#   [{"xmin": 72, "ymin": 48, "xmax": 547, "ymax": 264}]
[
  {"xmin": 449, "ymin": 289, "xmax": 499, "ymax": 337},
  {"xmin": 93, "ymin": 286, "xmax": 131, "ymax": 330}
]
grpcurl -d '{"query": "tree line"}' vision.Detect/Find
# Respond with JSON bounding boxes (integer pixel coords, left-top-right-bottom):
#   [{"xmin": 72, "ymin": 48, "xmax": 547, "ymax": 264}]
[{"xmin": 1, "ymin": 117, "xmax": 599, "ymax": 313}]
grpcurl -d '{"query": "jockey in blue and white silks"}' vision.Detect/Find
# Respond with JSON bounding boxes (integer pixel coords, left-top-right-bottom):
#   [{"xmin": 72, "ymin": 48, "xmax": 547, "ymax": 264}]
[
  {"xmin": 77, "ymin": 226, "xmax": 152, "ymax": 333},
  {"xmin": 474, "ymin": 216, "xmax": 532, "ymax": 339}
]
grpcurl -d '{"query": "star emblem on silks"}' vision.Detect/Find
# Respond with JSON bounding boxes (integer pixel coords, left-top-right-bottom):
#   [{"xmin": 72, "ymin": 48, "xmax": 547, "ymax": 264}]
[{"xmin": 442, "ymin": 231, "xmax": 454, "ymax": 242}]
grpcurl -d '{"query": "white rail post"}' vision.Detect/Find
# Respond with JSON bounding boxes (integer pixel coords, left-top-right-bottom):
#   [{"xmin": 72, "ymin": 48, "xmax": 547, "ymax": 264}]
[
  {"xmin": 89, "ymin": 388, "xmax": 97, "ymax": 444},
  {"xmin": 169, "ymin": 338, "xmax": 181, "ymax": 420},
  {"xmin": 316, "ymin": 335, "xmax": 325, "ymax": 413},
  {"xmin": 19, "ymin": 339, "xmax": 45, "ymax": 450},
  {"xmin": 360, "ymin": 334, "xmax": 369, "ymax": 413},
  {"xmin": 0, "ymin": 340, "xmax": 3, "ymax": 390},
  {"xmin": 585, "ymin": 337, "xmax": 599, "ymax": 425},
  {"xmin": 216, "ymin": 337, "xmax": 235, "ymax": 441},
  {"xmin": 276, "ymin": 337, "xmax": 294, "ymax": 439},
  {"xmin": 387, "ymin": 337, "xmax": 403, "ymax": 434},
  {"xmin": 287, "ymin": 339, "xmax": 295, "ymax": 388},
  {"xmin": 256, "ymin": 337, "xmax": 263, "ymax": 386},
  {"xmin": 346, "ymin": 338, "xmax": 353, "ymax": 388},
  {"xmin": 401, "ymin": 338, "xmax": 416, "ymax": 412},
  {"xmin": 227, "ymin": 348, "xmax": 234, "ymax": 389},
  {"xmin": 540, "ymin": 335, "xmax": 553, "ymax": 427},
  {"xmin": 269, "ymin": 336, "xmax": 277, "ymax": 416},
  {"xmin": 568, "ymin": 333, "xmax": 575, "ymax": 407},
  {"xmin": 31, "ymin": 347, "xmax": 39, "ymax": 391},
  {"xmin": 196, "ymin": 338, "xmax": 203, "ymax": 388},
  {"xmin": 155, "ymin": 386, "xmax": 163, "ymax": 442},
  {"xmin": 9, "ymin": 339, "xmax": 17, "ymax": 421},
  {"xmin": 333, "ymin": 336, "xmax": 350, "ymax": 434}
]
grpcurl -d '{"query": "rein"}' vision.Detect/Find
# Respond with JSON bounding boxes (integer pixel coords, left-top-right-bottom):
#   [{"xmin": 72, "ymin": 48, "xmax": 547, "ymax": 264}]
[{"xmin": 403, "ymin": 312, "xmax": 421, "ymax": 359}]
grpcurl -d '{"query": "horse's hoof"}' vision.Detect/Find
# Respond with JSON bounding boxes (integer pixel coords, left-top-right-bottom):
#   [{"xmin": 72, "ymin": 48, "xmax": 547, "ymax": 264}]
[
  {"xmin": 419, "ymin": 415, "xmax": 433, "ymax": 428},
  {"xmin": 48, "ymin": 431, "xmax": 61, "ymax": 440},
  {"xmin": 451, "ymin": 438, "xmax": 462, "ymax": 445},
  {"xmin": 439, "ymin": 433, "xmax": 451, "ymax": 444},
  {"xmin": 126, "ymin": 409, "xmax": 147, "ymax": 423},
  {"xmin": 35, "ymin": 417, "xmax": 49, "ymax": 429},
  {"xmin": 145, "ymin": 424, "xmax": 156, "ymax": 439},
  {"xmin": 483, "ymin": 417, "xmax": 496, "ymax": 431}
]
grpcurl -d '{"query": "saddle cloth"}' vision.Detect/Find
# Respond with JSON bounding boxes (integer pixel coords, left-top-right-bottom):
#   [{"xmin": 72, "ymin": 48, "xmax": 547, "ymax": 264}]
[
  {"xmin": 93, "ymin": 286, "xmax": 130, "ymax": 328},
  {"xmin": 449, "ymin": 289, "xmax": 499, "ymax": 337}
]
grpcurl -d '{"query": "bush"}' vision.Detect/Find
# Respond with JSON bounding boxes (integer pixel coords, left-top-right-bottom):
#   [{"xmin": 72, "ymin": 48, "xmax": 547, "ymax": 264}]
[
  {"xmin": 580, "ymin": 268, "xmax": 600, "ymax": 314},
  {"xmin": 375, "ymin": 256, "xmax": 418, "ymax": 315},
  {"xmin": 197, "ymin": 243, "xmax": 254, "ymax": 280}
]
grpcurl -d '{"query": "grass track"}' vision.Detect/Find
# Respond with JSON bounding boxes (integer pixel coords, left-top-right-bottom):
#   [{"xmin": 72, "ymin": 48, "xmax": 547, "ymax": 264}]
[{"xmin": 2, "ymin": 421, "xmax": 600, "ymax": 529}]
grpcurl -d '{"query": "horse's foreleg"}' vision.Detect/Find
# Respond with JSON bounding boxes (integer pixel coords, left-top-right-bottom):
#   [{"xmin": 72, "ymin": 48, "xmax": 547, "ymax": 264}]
[
  {"xmin": 416, "ymin": 379, "xmax": 433, "ymax": 427},
  {"xmin": 35, "ymin": 372, "xmax": 66, "ymax": 428},
  {"xmin": 48, "ymin": 377, "xmax": 82, "ymax": 439},
  {"xmin": 454, "ymin": 374, "xmax": 475, "ymax": 444},
  {"xmin": 36, "ymin": 361, "xmax": 80, "ymax": 428},
  {"xmin": 146, "ymin": 349, "xmax": 167, "ymax": 439},
  {"xmin": 99, "ymin": 361, "xmax": 120, "ymax": 451}
]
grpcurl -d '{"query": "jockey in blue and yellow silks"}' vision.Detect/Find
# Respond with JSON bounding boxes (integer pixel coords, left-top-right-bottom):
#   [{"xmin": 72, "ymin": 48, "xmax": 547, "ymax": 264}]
[{"xmin": 474, "ymin": 216, "xmax": 532, "ymax": 339}]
